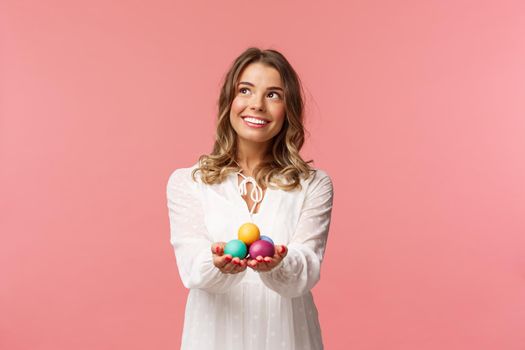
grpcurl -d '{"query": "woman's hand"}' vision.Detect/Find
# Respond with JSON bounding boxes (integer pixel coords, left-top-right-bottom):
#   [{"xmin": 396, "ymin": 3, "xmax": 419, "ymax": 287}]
[
  {"xmin": 247, "ymin": 245, "xmax": 288, "ymax": 272},
  {"xmin": 211, "ymin": 242, "xmax": 248, "ymax": 274}
]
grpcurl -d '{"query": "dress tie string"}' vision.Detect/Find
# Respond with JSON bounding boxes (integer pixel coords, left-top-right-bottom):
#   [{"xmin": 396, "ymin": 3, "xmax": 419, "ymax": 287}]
[{"xmin": 236, "ymin": 171, "xmax": 263, "ymax": 218}]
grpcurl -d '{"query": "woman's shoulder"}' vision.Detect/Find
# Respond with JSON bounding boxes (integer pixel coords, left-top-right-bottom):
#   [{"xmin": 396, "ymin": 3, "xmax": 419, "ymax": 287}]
[
  {"xmin": 300, "ymin": 166, "xmax": 333, "ymax": 194},
  {"xmin": 302, "ymin": 166, "xmax": 332, "ymax": 184},
  {"xmin": 167, "ymin": 161, "xmax": 201, "ymax": 186}
]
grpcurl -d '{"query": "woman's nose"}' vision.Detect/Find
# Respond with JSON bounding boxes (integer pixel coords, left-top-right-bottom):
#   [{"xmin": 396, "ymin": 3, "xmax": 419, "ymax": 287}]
[{"xmin": 250, "ymin": 94, "xmax": 265, "ymax": 111}]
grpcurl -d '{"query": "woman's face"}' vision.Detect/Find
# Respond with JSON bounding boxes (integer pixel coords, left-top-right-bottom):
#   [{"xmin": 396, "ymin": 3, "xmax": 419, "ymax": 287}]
[{"xmin": 229, "ymin": 62, "xmax": 286, "ymax": 147}]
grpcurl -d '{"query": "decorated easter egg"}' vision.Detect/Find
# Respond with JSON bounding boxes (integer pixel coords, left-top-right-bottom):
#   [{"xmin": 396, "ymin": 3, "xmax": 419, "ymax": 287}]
[
  {"xmin": 224, "ymin": 239, "xmax": 248, "ymax": 259},
  {"xmin": 238, "ymin": 223, "xmax": 260, "ymax": 245},
  {"xmin": 260, "ymin": 235, "xmax": 274, "ymax": 245},
  {"xmin": 248, "ymin": 239, "xmax": 275, "ymax": 258}
]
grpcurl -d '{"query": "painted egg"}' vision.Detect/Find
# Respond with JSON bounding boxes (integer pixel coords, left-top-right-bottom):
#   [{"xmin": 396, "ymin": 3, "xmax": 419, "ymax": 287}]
[
  {"xmin": 248, "ymin": 239, "xmax": 275, "ymax": 258},
  {"xmin": 260, "ymin": 235, "xmax": 274, "ymax": 245},
  {"xmin": 238, "ymin": 222, "xmax": 260, "ymax": 245},
  {"xmin": 224, "ymin": 239, "xmax": 248, "ymax": 259}
]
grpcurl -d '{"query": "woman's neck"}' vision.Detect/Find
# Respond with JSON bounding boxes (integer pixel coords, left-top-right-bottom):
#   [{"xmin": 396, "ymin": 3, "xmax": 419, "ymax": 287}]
[{"xmin": 235, "ymin": 139, "xmax": 272, "ymax": 176}]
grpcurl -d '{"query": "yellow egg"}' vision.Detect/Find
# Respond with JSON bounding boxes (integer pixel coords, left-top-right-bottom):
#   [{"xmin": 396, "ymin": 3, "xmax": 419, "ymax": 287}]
[{"xmin": 238, "ymin": 222, "xmax": 260, "ymax": 245}]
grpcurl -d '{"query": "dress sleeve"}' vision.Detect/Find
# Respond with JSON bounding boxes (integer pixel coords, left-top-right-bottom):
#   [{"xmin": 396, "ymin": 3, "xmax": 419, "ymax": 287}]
[
  {"xmin": 166, "ymin": 168, "xmax": 247, "ymax": 293},
  {"xmin": 258, "ymin": 170, "xmax": 334, "ymax": 298}
]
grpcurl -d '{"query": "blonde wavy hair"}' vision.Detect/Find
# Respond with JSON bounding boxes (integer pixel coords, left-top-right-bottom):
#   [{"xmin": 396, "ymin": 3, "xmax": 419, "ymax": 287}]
[{"xmin": 191, "ymin": 47, "xmax": 315, "ymax": 191}]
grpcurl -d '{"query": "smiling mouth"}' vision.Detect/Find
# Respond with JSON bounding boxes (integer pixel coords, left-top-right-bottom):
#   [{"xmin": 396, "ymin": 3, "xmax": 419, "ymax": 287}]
[
  {"xmin": 241, "ymin": 116, "xmax": 270, "ymax": 124},
  {"xmin": 241, "ymin": 116, "xmax": 270, "ymax": 128}
]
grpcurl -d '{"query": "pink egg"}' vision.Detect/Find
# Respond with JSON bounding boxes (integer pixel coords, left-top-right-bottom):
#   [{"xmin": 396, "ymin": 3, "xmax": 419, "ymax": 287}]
[{"xmin": 248, "ymin": 239, "xmax": 275, "ymax": 258}]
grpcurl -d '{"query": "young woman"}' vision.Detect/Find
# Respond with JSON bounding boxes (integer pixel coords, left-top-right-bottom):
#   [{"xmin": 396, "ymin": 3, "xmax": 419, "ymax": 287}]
[{"xmin": 166, "ymin": 47, "xmax": 334, "ymax": 350}]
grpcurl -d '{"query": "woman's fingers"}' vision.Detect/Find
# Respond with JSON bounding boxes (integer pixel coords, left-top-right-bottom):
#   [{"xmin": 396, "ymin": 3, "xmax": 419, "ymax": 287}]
[
  {"xmin": 246, "ymin": 243, "xmax": 288, "ymax": 271},
  {"xmin": 256, "ymin": 256, "xmax": 270, "ymax": 270},
  {"xmin": 211, "ymin": 242, "xmax": 226, "ymax": 256},
  {"xmin": 276, "ymin": 245, "xmax": 287, "ymax": 258},
  {"xmin": 269, "ymin": 246, "xmax": 286, "ymax": 267},
  {"xmin": 228, "ymin": 257, "xmax": 240, "ymax": 272},
  {"xmin": 247, "ymin": 245, "xmax": 287, "ymax": 271},
  {"xmin": 212, "ymin": 247, "xmax": 249, "ymax": 273},
  {"xmin": 248, "ymin": 258, "xmax": 267, "ymax": 271},
  {"xmin": 231, "ymin": 258, "xmax": 247, "ymax": 273},
  {"xmin": 221, "ymin": 256, "xmax": 250, "ymax": 274},
  {"xmin": 221, "ymin": 258, "xmax": 236, "ymax": 273},
  {"xmin": 214, "ymin": 254, "xmax": 231, "ymax": 268}
]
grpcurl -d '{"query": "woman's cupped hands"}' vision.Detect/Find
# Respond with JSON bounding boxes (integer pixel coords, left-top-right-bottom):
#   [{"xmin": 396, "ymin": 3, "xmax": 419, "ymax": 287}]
[{"xmin": 211, "ymin": 242, "xmax": 288, "ymax": 274}]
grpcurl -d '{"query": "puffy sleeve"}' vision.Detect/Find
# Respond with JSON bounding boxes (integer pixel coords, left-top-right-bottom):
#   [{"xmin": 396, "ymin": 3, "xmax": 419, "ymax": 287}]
[
  {"xmin": 166, "ymin": 167, "xmax": 247, "ymax": 293},
  {"xmin": 258, "ymin": 170, "xmax": 334, "ymax": 298}
]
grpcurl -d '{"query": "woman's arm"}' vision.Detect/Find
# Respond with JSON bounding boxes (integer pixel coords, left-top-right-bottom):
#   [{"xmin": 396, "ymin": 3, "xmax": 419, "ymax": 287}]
[
  {"xmin": 257, "ymin": 170, "xmax": 334, "ymax": 298},
  {"xmin": 167, "ymin": 168, "xmax": 247, "ymax": 293}
]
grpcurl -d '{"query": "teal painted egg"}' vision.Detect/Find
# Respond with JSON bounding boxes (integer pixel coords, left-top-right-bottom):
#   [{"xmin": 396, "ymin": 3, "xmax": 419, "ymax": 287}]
[{"xmin": 224, "ymin": 239, "xmax": 248, "ymax": 259}]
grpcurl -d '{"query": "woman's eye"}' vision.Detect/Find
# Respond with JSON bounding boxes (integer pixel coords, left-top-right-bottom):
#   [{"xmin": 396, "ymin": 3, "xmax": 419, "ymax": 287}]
[{"xmin": 239, "ymin": 88, "xmax": 281, "ymax": 99}]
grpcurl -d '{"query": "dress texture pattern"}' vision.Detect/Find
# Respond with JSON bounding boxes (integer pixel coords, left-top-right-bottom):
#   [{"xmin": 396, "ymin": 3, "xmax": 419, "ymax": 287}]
[{"xmin": 166, "ymin": 162, "xmax": 334, "ymax": 350}]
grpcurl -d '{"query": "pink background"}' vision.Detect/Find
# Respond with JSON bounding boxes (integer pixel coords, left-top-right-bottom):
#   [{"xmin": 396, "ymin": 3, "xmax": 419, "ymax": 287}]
[{"xmin": 1, "ymin": 0, "xmax": 525, "ymax": 349}]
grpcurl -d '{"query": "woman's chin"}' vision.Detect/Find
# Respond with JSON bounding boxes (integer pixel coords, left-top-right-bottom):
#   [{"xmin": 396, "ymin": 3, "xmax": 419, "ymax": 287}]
[{"xmin": 238, "ymin": 134, "xmax": 273, "ymax": 145}]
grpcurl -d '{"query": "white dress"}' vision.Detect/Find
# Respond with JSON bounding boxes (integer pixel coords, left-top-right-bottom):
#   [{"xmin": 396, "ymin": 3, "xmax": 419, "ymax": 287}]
[{"xmin": 166, "ymin": 161, "xmax": 334, "ymax": 350}]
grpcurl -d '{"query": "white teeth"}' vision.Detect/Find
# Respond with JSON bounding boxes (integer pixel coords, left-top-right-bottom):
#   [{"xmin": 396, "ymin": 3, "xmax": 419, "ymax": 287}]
[{"xmin": 244, "ymin": 117, "xmax": 268, "ymax": 125}]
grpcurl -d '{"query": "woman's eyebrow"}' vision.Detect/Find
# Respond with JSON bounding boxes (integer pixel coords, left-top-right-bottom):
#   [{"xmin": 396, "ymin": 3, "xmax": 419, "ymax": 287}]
[{"xmin": 238, "ymin": 81, "xmax": 283, "ymax": 91}]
